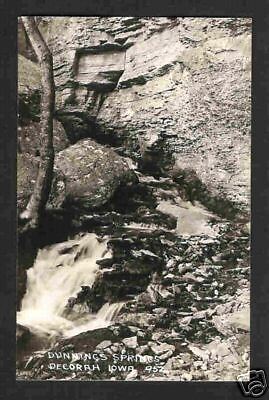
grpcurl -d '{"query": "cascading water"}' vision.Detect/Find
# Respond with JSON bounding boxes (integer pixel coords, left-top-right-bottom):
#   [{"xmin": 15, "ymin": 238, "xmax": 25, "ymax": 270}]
[{"xmin": 17, "ymin": 233, "xmax": 123, "ymax": 339}]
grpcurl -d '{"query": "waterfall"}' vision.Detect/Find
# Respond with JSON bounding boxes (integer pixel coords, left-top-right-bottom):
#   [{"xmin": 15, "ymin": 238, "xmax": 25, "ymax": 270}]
[{"xmin": 17, "ymin": 233, "xmax": 123, "ymax": 338}]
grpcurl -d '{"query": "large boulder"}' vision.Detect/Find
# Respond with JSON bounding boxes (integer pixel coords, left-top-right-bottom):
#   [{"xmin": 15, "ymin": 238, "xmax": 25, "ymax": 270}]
[
  {"xmin": 18, "ymin": 139, "xmax": 137, "ymax": 214},
  {"xmin": 50, "ymin": 139, "xmax": 137, "ymax": 210},
  {"xmin": 46, "ymin": 17, "xmax": 251, "ymax": 214}
]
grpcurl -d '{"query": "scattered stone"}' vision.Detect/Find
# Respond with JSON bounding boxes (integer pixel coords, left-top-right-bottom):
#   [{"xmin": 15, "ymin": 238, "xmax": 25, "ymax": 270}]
[
  {"xmin": 153, "ymin": 308, "xmax": 167, "ymax": 316},
  {"xmin": 136, "ymin": 345, "xmax": 148, "ymax": 355},
  {"xmin": 131, "ymin": 249, "xmax": 160, "ymax": 259},
  {"xmin": 151, "ymin": 332, "xmax": 163, "ymax": 341},
  {"xmin": 151, "ymin": 343, "xmax": 175, "ymax": 355},
  {"xmin": 122, "ymin": 336, "xmax": 138, "ymax": 349},
  {"xmin": 189, "ymin": 345, "xmax": 209, "ymax": 361},
  {"xmin": 181, "ymin": 372, "xmax": 193, "ymax": 381},
  {"xmin": 126, "ymin": 369, "xmax": 138, "ymax": 380},
  {"xmin": 228, "ymin": 308, "xmax": 250, "ymax": 332},
  {"xmin": 96, "ymin": 340, "xmax": 112, "ymax": 350},
  {"xmin": 159, "ymin": 350, "xmax": 174, "ymax": 361}
]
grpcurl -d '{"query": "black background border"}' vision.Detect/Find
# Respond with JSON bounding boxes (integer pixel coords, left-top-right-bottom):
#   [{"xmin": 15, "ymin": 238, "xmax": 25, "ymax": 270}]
[{"xmin": 1, "ymin": 1, "xmax": 269, "ymax": 399}]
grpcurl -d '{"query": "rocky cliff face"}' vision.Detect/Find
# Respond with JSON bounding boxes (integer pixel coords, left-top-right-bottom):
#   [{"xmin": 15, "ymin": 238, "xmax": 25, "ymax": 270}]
[{"xmin": 46, "ymin": 17, "xmax": 251, "ymax": 215}]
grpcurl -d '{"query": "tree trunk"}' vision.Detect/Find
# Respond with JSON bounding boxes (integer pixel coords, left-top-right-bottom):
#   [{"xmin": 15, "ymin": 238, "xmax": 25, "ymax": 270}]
[{"xmin": 20, "ymin": 17, "xmax": 55, "ymax": 229}]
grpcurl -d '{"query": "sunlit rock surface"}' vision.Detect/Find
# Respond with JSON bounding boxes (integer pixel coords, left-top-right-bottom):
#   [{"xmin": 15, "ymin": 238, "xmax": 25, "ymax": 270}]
[{"xmin": 50, "ymin": 138, "xmax": 137, "ymax": 210}]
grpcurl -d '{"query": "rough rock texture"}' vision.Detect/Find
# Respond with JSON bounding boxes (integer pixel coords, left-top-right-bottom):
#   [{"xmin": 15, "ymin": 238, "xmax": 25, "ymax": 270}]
[
  {"xmin": 18, "ymin": 54, "xmax": 41, "ymax": 124},
  {"xmin": 17, "ymin": 153, "xmax": 39, "ymax": 214},
  {"xmin": 18, "ymin": 120, "xmax": 69, "ymax": 157},
  {"xmin": 18, "ymin": 54, "xmax": 40, "ymax": 96},
  {"xmin": 18, "ymin": 139, "xmax": 137, "ymax": 213},
  {"xmin": 18, "ymin": 20, "xmax": 37, "ymax": 62},
  {"xmin": 18, "ymin": 54, "xmax": 134, "ymax": 216},
  {"xmin": 46, "ymin": 17, "xmax": 251, "ymax": 214},
  {"xmin": 18, "ymin": 55, "xmax": 69, "ymax": 155},
  {"xmin": 17, "ymin": 221, "xmax": 250, "ymax": 381},
  {"xmin": 50, "ymin": 139, "xmax": 137, "ymax": 210}
]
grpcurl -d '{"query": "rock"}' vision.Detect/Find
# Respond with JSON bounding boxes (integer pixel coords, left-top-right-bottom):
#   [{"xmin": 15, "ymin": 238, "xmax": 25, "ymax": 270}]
[
  {"xmin": 127, "ymin": 326, "xmax": 140, "ymax": 334},
  {"xmin": 50, "ymin": 139, "xmax": 137, "ymax": 210},
  {"xmin": 151, "ymin": 332, "xmax": 163, "ymax": 341},
  {"xmin": 110, "ymin": 343, "xmax": 121, "ymax": 352},
  {"xmin": 18, "ymin": 54, "xmax": 40, "ymax": 99},
  {"xmin": 18, "ymin": 20, "xmax": 37, "ymax": 61},
  {"xmin": 54, "ymin": 327, "xmax": 118, "ymax": 353},
  {"xmin": 164, "ymin": 273, "xmax": 175, "ymax": 280},
  {"xmin": 180, "ymin": 316, "xmax": 193, "ymax": 326},
  {"xmin": 227, "ymin": 308, "xmax": 250, "ymax": 332},
  {"xmin": 131, "ymin": 249, "xmax": 160, "ymax": 259},
  {"xmin": 136, "ymin": 292, "xmax": 155, "ymax": 306},
  {"xmin": 25, "ymin": 350, "xmax": 47, "ymax": 369},
  {"xmin": 214, "ymin": 303, "xmax": 234, "ymax": 316},
  {"xmin": 146, "ymin": 284, "xmax": 172, "ymax": 302},
  {"xmin": 137, "ymin": 330, "xmax": 146, "ymax": 338},
  {"xmin": 96, "ymin": 340, "xmax": 112, "ymax": 349},
  {"xmin": 159, "ymin": 350, "xmax": 174, "ymax": 361},
  {"xmin": 18, "ymin": 55, "xmax": 69, "ymax": 156},
  {"xmin": 18, "ymin": 119, "xmax": 69, "ymax": 157},
  {"xmin": 214, "ymin": 342, "xmax": 231, "ymax": 358},
  {"xmin": 16, "ymin": 324, "xmax": 31, "ymax": 345},
  {"xmin": 181, "ymin": 372, "xmax": 193, "ymax": 381},
  {"xmin": 136, "ymin": 345, "xmax": 148, "ymax": 355},
  {"xmin": 96, "ymin": 258, "xmax": 114, "ymax": 268},
  {"xmin": 150, "ymin": 343, "xmax": 175, "ymax": 355},
  {"xmin": 165, "ymin": 353, "xmax": 192, "ymax": 372},
  {"xmin": 104, "ymin": 348, "xmax": 113, "ymax": 356},
  {"xmin": 152, "ymin": 308, "xmax": 167, "ymax": 316},
  {"xmin": 166, "ymin": 259, "xmax": 175, "ymax": 268},
  {"xmin": 117, "ymin": 312, "xmax": 155, "ymax": 328},
  {"xmin": 189, "ymin": 345, "xmax": 209, "ymax": 361},
  {"xmin": 182, "ymin": 272, "xmax": 204, "ymax": 283},
  {"xmin": 17, "ymin": 153, "xmax": 39, "ymax": 214},
  {"xmin": 181, "ymin": 353, "xmax": 192, "ymax": 366},
  {"xmin": 122, "ymin": 336, "xmax": 138, "ymax": 349},
  {"xmin": 126, "ymin": 369, "xmax": 138, "ymax": 380}
]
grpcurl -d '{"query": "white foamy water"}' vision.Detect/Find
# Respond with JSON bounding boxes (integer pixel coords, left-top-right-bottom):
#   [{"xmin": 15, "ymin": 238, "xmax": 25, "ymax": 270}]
[{"xmin": 17, "ymin": 233, "xmax": 123, "ymax": 338}]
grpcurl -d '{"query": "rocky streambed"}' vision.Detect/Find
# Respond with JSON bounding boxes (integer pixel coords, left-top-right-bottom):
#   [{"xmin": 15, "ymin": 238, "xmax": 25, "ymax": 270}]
[{"xmin": 17, "ymin": 163, "xmax": 250, "ymax": 381}]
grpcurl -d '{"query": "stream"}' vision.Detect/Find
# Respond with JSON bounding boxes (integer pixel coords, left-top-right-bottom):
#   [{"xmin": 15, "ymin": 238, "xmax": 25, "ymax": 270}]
[
  {"xmin": 16, "ymin": 169, "xmax": 249, "ymax": 381},
  {"xmin": 17, "ymin": 234, "xmax": 123, "ymax": 338}
]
